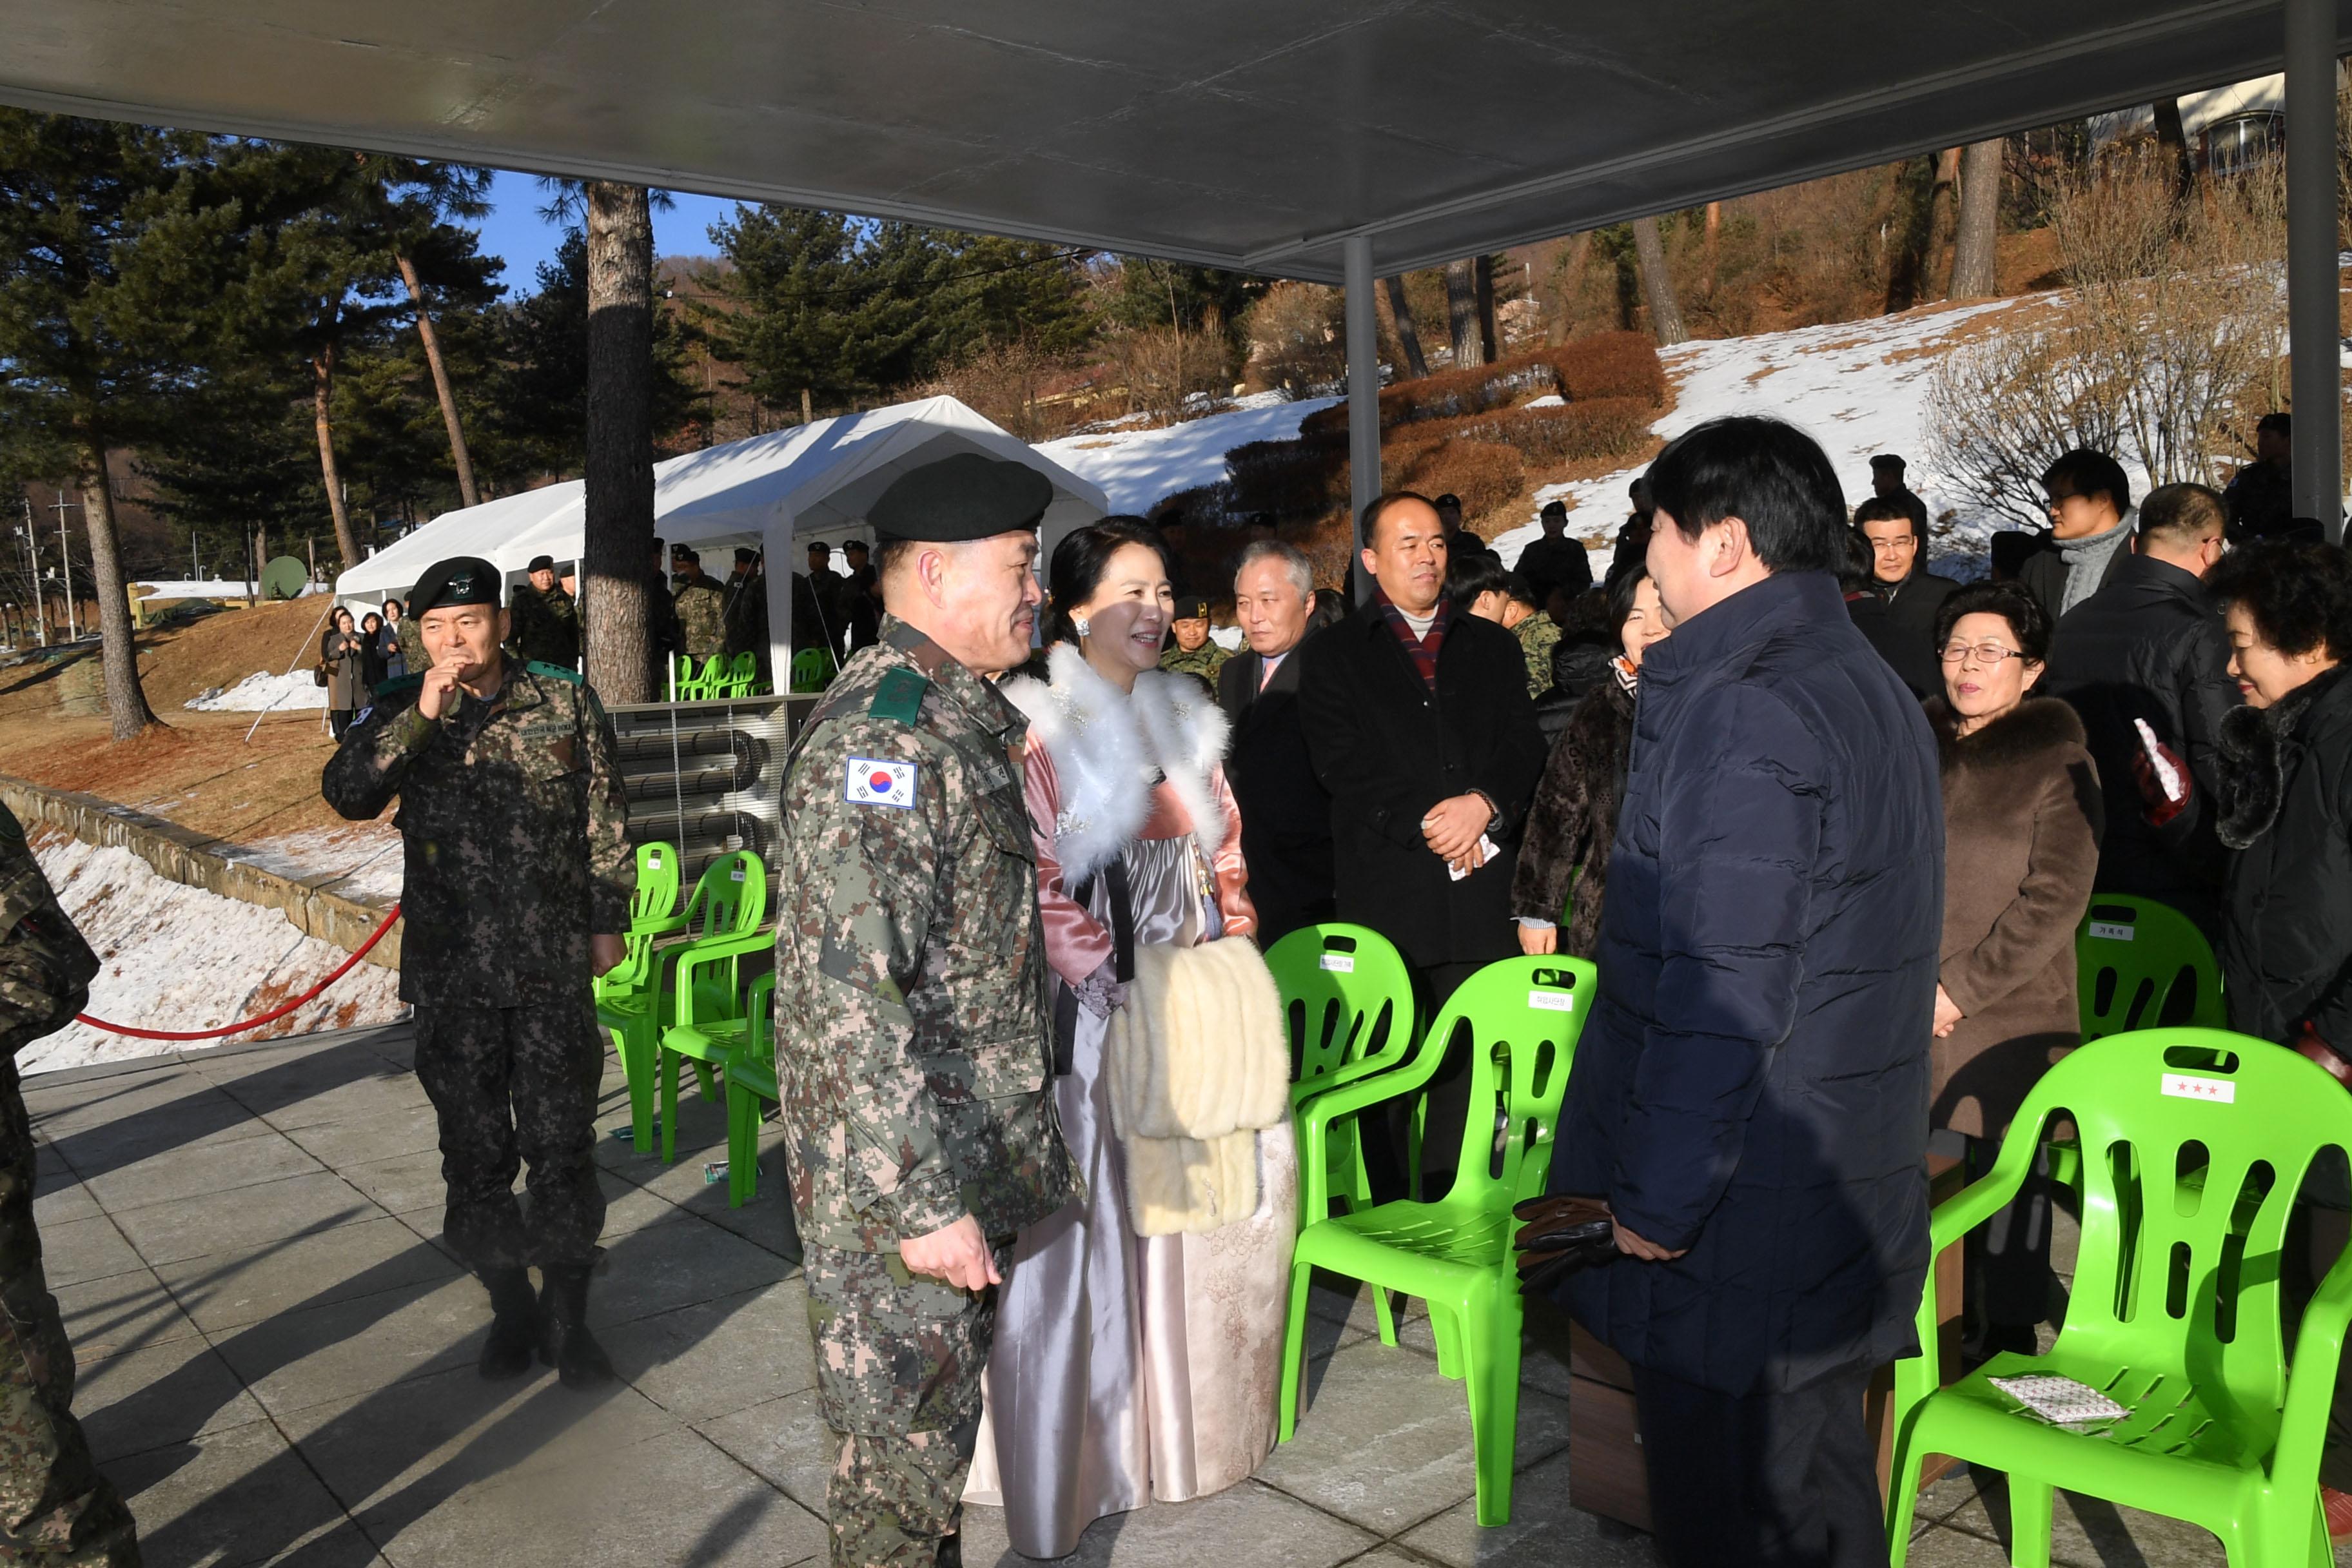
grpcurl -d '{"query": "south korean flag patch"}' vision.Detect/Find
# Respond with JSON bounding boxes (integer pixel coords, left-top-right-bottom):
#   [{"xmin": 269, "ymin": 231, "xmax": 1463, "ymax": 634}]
[{"xmin": 845, "ymin": 757, "xmax": 917, "ymax": 808}]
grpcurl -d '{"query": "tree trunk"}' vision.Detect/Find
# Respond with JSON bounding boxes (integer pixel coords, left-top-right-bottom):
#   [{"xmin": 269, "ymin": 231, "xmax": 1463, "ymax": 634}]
[
  {"xmin": 1383, "ymin": 275, "xmax": 1430, "ymax": 379},
  {"xmin": 582, "ymin": 181, "xmax": 657, "ymax": 704},
  {"xmin": 1948, "ymin": 137, "xmax": 2004, "ymax": 299},
  {"xmin": 1550, "ymin": 233, "xmax": 1593, "ymax": 342},
  {"xmin": 78, "ymin": 440, "xmax": 158, "ymax": 740},
  {"xmin": 311, "ymin": 339, "xmax": 362, "ymax": 571},
  {"xmin": 1444, "ymin": 259, "xmax": 1484, "ymax": 368},
  {"xmin": 396, "ymin": 252, "xmax": 480, "ymax": 509},
  {"xmin": 1473, "ymin": 255, "xmax": 1498, "ymax": 362},
  {"xmin": 1701, "ymin": 203, "xmax": 1721, "ymax": 295},
  {"xmin": 2153, "ymin": 97, "xmax": 2196, "ymax": 198},
  {"xmin": 1630, "ymin": 217, "xmax": 1687, "ymax": 346}
]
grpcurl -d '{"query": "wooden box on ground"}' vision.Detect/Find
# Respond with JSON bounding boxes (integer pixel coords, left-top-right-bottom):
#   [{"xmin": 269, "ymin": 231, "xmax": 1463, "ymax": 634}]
[{"xmin": 1563, "ymin": 1152, "xmax": 1968, "ymax": 1532}]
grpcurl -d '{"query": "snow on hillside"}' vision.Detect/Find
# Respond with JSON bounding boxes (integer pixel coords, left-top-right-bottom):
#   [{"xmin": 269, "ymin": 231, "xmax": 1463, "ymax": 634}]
[
  {"xmin": 186, "ymin": 670, "xmax": 329, "ymax": 712},
  {"xmin": 28, "ymin": 831, "xmax": 404, "ymax": 1075},
  {"xmin": 1041, "ymin": 391, "xmax": 1340, "ymax": 514}
]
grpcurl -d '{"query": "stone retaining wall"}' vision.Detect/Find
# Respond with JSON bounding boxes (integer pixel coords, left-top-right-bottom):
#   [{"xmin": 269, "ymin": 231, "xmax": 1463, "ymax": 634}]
[{"xmin": 0, "ymin": 774, "xmax": 400, "ymax": 970}]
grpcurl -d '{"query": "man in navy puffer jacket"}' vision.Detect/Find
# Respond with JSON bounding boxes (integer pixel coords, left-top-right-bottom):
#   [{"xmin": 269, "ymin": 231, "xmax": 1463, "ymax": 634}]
[{"xmin": 1551, "ymin": 416, "xmax": 1943, "ymax": 1567}]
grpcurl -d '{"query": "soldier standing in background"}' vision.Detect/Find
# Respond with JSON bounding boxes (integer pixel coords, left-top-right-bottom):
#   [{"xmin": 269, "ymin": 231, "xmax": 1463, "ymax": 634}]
[
  {"xmin": 323, "ymin": 556, "xmax": 633, "ymax": 1388},
  {"xmin": 671, "ymin": 546, "xmax": 729, "ymax": 661},
  {"xmin": 507, "ymin": 554, "xmax": 580, "ymax": 669},
  {"xmin": 0, "ymin": 806, "xmax": 140, "ymax": 1567},
  {"xmin": 776, "ymin": 453, "xmax": 1077, "ymax": 1568},
  {"xmin": 1157, "ymin": 594, "xmax": 1230, "ymax": 689}
]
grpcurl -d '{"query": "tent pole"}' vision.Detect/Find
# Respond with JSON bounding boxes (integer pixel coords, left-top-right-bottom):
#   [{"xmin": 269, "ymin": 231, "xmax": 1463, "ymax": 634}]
[
  {"xmin": 1344, "ymin": 233, "xmax": 1380, "ymax": 603},
  {"xmin": 764, "ymin": 513, "xmax": 793, "ymax": 698},
  {"xmin": 2286, "ymin": 0, "xmax": 2342, "ymax": 541}
]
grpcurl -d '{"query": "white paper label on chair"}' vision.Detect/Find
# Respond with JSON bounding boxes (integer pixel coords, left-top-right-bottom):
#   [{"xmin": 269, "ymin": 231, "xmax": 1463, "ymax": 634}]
[
  {"xmin": 2161, "ymin": 1072, "xmax": 2235, "ymax": 1104},
  {"xmin": 1318, "ymin": 954, "xmax": 1355, "ymax": 973},
  {"xmin": 2088, "ymin": 921, "xmax": 2134, "ymax": 942},
  {"xmin": 730, "ymin": 865, "xmax": 746, "ymax": 882},
  {"xmin": 1529, "ymin": 990, "xmax": 1575, "ymax": 1012}
]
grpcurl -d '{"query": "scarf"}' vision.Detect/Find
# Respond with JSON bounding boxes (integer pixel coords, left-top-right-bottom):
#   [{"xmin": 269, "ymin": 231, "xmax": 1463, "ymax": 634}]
[
  {"xmin": 2214, "ymin": 665, "xmax": 2345, "ymax": 850},
  {"xmin": 2055, "ymin": 511, "xmax": 2134, "ymax": 614},
  {"xmin": 1611, "ymin": 654, "xmax": 1639, "ymax": 696},
  {"xmin": 1375, "ymin": 587, "xmax": 1452, "ymax": 690}
]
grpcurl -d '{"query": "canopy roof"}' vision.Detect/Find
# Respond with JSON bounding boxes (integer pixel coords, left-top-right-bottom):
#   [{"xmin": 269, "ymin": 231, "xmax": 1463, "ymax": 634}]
[
  {"xmin": 3, "ymin": 2, "xmax": 2342, "ymax": 282},
  {"xmin": 334, "ymin": 395, "xmax": 1107, "ymax": 602}
]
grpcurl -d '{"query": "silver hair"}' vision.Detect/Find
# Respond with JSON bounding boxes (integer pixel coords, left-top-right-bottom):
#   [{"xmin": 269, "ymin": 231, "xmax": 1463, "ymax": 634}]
[{"xmin": 1234, "ymin": 538, "xmax": 1313, "ymax": 600}]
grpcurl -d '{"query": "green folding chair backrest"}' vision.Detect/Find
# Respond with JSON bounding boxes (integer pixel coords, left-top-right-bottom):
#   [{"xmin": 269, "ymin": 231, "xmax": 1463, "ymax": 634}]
[
  {"xmin": 2005, "ymin": 1028, "xmax": 2350, "ymax": 1424},
  {"xmin": 2077, "ymin": 896, "xmax": 2226, "ymax": 1041},
  {"xmin": 1266, "ymin": 924, "xmax": 1417, "ymax": 1093},
  {"xmin": 1422, "ymin": 957, "xmax": 1595, "ymax": 1207},
  {"xmin": 790, "ymin": 646, "xmax": 837, "ymax": 693},
  {"xmin": 725, "ymin": 652, "xmax": 758, "ymax": 696},
  {"xmin": 631, "ymin": 841, "xmax": 681, "ymax": 932},
  {"xmin": 683, "ymin": 849, "xmax": 767, "ymax": 941}
]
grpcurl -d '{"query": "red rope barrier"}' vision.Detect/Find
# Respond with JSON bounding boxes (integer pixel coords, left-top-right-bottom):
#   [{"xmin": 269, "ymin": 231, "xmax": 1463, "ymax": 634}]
[{"xmin": 75, "ymin": 903, "xmax": 403, "ymax": 1042}]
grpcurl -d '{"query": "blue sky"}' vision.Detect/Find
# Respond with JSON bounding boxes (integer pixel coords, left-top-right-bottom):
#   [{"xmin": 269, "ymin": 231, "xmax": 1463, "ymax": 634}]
[{"xmin": 473, "ymin": 170, "xmax": 745, "ymax": 291}]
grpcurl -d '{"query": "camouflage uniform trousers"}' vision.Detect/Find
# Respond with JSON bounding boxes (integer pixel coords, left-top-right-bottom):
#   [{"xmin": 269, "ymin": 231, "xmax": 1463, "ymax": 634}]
[
  {"xmin": 802, "ymin": 1239, "xmax": 1012, "ymax": 1568},
  {"xmin": 412, "ymin": 998, "xmax": 607, "ymax": 1270},
  {"xmin": 0, "ymin": 1059, "xmax": 138, "ymax": 1567}
]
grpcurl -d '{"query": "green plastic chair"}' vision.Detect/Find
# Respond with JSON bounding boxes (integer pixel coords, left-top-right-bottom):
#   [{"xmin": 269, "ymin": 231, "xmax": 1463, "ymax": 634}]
[
  {"xmin": 1886, "ymin": 1028, "xmax": 2352, "ymax": 1567},
  {"xmin": 722, "ymin": 651, "xmax": 758, "ymax": 697},
  {"xmin": 612, "ymin": 851, "xmax": 765, "ymax": 1157},
  {"xmin": 1279, "ymin": 956, "xmax": 1596, "ymax": 1526},
  {"xmin": 2078, "ymin": 896, "xmax": 2226, "ymax": 1041},
  {"xmin": 724, "ymin": 973, "xmax": 781, "ymax": 1206},
  {"xmin": 1267, "ymin": 923, "xmax": 1419, "ymax": 1340},
  {"xmin": 594, "ymin": 841, "xmax": 685, "ymax": 1152},
  {"xmin": 789, "ymin": 646, "xmax": 837, "ymax": 693},
  {"xmin": 661, "ymin": 959, "xmax": 774, "ymax": 1166}
]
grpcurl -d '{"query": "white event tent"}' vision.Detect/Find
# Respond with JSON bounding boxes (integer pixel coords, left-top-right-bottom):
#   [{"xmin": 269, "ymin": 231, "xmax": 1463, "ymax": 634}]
[{"xmin": 334, "ymin": 395, "xmax": 1108, "ymax": 688}]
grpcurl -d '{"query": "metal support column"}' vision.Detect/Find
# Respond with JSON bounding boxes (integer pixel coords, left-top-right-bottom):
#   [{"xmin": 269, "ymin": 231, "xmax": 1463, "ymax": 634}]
[
  {"xmin": 2286, "ymin": 0, "xmax": 2342, "ymax": 539},
  {"xmin": 1344, "ymin": 233, "xmax": 1381, "ymax": 600}
]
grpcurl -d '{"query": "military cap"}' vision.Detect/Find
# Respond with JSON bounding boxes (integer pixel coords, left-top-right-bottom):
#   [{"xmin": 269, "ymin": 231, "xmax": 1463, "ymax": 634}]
[
  {"xmin": 1434, "ymin": 493, "xmax": 1462, "ymax": 509},
  {"xmin": 526, "ymin": 554, "xmax": 556, "ymax": 573},
  {"xmin": 1870, "ymin": 453, "xmax": 1907, "ymax": 472},
  {"xmin": 408, "ymin": 556, "xmax": 502, "ymax": 618},
  {"xmin": 1171, "ymin": 595, "xmax": 1211, "ymax": 622},
  {"xmin": 868, "ymin": 453, "xmax": 1054, "ymax": 542}
]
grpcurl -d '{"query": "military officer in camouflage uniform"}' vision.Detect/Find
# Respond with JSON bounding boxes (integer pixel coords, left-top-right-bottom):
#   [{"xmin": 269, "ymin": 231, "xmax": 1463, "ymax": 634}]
[
  {"xmin": 322, "ymin": 556, "xmax": 634, "ymax": 1388},
  {"xmin": 777, "ymin": 453, "xmax": 1077, "ymax": 1568},
  {"xmin": 506, "ymin": 554, "xmax": 580, "ymax": 669},
  {"xmin": 1157, "ymin": 593, "xmax": 1230, "ymax": 689},
  {"xmin": 671, "ymin": 547, "xmax": 729, "ymax": 660},
  {"xmin": 1507, "ymin": 576, "xmax": 1561, "ymax": 698},
  {"xmin": 0, "ymin": 808, "xmax": 140, "ymax": 1567}
]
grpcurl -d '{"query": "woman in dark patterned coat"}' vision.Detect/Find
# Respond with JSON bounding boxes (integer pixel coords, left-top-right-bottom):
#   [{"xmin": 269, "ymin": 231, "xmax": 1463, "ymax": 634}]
[{"xmin": 1511, "ymin": 567, "xmax": 1670, "ymax": 958}]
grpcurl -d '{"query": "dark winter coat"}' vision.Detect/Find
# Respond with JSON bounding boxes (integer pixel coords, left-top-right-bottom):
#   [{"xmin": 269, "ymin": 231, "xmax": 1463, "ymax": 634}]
[
  {"xmin": 2188, "ymin": 667, "xmax": 2352, "ymax": 1053},
  {"xmin": 1218, "ymin": 645, "xmax": 1335, "ymax": 945},
  {"xmin": 1551, "ymin": 571, "xmax": 1943, "ymax": 1396},
  {"xmin": 2046, "ymin": 551, "xmax": 2237, "ymax": 928},
  {"xmin": 2017, "ymin": 525, "xmax": 2132, "ymax": 628},
  {"xmin": 1928, "ymin": 697, "xmax": 2102, "ymax": 1140},
  {"xmin": 1515, "ymin": 534, "xmax": 1594, "ymax": 609},
  {"xmin": 320, "ymin": 629, "xmax": 368, "ymax": 712},
  {"xmin": 1511, "ymin": 673, "xmax": 1634, "ymax": 959},
  {"xmin": 1867, "ymin": 568, "xmax": 1961, "ymax": 700},
  {"xmin": 1297, "ymin": 601, "xmax": 1546, "ymax": 972}
]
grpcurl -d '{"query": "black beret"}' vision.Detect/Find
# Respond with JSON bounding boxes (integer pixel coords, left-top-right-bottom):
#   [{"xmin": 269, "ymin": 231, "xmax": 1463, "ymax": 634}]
[
  {"xmin": 1172, "ymin": 595, "xmax": 1211, "ymax": 621},
  {"xmin": 869, "ymin": 453, "xmax": 1054, "ymax": 542},
  {"xmin": 526, "ymin": 554, "xmax": 556, "ymax": 573},
  {"xmin": 408, "ymin": 556, "xmax": 502, "ymax": 618}
]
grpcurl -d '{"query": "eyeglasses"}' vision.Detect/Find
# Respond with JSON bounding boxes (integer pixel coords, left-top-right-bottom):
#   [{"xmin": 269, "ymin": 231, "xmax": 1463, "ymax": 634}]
[{"xmin": 1937, "ymin": 641, "xmax": 2027, "ymax": 665}]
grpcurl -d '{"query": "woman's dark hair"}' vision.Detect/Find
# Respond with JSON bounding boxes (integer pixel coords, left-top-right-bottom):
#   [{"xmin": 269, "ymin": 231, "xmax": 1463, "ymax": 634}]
[
  {"xmin": 382, "ymin": 598, "xmax": 401, "ymax": 614},
  {"xmin": 1838, "ymin": 531, "xmax": 1874, "ymax": 596},
  {"xmin": 361, "ymin": 612, "xmax": 382, "ymax": 632},
  {"xmin": 1444, "ymin": 550, "xmax": 1510, "ymax": 607},
  {"xmin": 1932, "ymin": 580, "xmax": 2050, "ymax": 665},
  {"xmin": 1644, "ymin": 415, "xmax": 1847, "ymax": 576},
  {"xmin": 2207, "ymin": 540, "xmax": 2352, "ymax": 659},
  {"xmin": 332, "ymin": 606, "xmax": 355, "ymax": 631},
  {"xmin": 1041, "ymin": 516, "xmax": 1170, "ymax": 647},
  {"xmin": 1605, "ymin": 565, "xmax": 1651, "ymax": 649}
]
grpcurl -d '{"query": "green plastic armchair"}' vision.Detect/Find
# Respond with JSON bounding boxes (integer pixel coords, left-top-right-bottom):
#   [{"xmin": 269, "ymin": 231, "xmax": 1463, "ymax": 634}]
[
  {"xmin": 789, "ymin": 646, "xmax": 837, "ymax": 693},
  {"xmin": 2078, "ymin": 897, "xmax": 2226, "ymax": 1041},
  {"xmin": 1886, "ymin": 1028, "xmax": 2352, "ymax": 1567},
  {"xmin": 594, "ymin": 841, "xmax": 685, "ymax": 1152},
  {"xmin": 724, "ymin": 974, "xmax": 781, "ymax": 1207},
  {"xmin": 1279, "ymin": 956, "xmax": 1596, "ymax": 1527},
  {"xmin": 660, "ymin": 954, "xmax": 773, "ymax": 1166}
]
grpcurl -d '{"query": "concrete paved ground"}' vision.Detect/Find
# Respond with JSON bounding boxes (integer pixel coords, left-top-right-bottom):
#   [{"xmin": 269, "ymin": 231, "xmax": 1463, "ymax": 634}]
[{"xmin": 23, "ymin": 1024, "xmax": 2291, "ymax": 1566}]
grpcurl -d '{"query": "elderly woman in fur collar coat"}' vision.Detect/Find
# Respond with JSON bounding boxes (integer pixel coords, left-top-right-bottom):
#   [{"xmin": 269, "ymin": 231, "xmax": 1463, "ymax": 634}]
[
  {"xmin": 963, "ymin": 519, "xmax": 1297, "ymax": 1559},
  {"xmin": 1927, "ymin": 581, "xmax": 2102, "ymax": 1358}
]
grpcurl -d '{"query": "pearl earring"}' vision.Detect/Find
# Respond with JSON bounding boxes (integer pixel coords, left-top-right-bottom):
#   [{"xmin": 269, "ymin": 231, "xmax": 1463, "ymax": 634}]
[{"xmin": 1073, "ymin": 616, "xmax": 1091, "ymax": 638}]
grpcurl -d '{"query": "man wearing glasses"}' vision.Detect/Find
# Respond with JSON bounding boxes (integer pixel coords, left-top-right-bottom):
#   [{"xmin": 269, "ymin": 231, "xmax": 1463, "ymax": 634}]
[{"xmin": 2019, "ymin": 449, "xmax": 2135, "ymax": 626}]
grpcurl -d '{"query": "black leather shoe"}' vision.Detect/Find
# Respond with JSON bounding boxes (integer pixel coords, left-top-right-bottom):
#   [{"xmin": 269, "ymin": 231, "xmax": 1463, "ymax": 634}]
[
  {"xmin": 538, "ymin": 1262, "xmax": 616, "ymax": 1388},
  {"xmin": 476, "ymin": 1266, "xmax": 540, "ymax": 1380}
]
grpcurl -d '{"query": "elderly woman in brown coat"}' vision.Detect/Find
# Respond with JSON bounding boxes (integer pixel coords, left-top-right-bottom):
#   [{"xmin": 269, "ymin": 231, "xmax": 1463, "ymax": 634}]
[{"xmin": 1928, "ymin": 579, "xmax": 2102, "ymax": 1360}]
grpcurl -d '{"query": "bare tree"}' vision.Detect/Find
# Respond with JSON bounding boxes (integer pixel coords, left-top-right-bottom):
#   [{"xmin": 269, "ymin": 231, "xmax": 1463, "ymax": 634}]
[
  {"xmin": 1947, "ymin": 138, "xmax": 2004, "ymax": 299},
  {"xmin": 1630, "ymin": 216, "xmax": 1687, "ymax": 346},
  {"xmin": 309, "ymin": 328, "xmax": 362, "ymax": 571},
  {"xmin": 1444, "ymin": 259, "xmax": 1484, "ymax": 368},
  {"xmin": 2152, "ymin": 97, "xmax": 2196, "ymax": 199},
  {"xmin": 1473, "ymin": 255, "xmax": 1498, "ymax": 364},
  {"xmin": 582, "ymin": 182, "xmax": 658, "ymax": 703},
  {"xmin": 1382, "ymin": 275, "xmax": 1429, "ymax": 379},
  {"xmin": 77, "ymin": 444, "xmax": 157, "ymax": 738}
]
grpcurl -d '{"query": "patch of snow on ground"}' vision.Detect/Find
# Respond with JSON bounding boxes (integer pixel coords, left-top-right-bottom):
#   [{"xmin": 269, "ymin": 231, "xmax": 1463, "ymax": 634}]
[
  {"xmin": 26, "ymin": 831, "xmax": 405, "ymax": 1075},
  {"xmin": 186, "ymin": 670, "xmax": 329, "ymax": 712},
  {"xmin": 1040, "ymin": 395, "xmax": 1338, "ymax": 515},
  {"xmin": 1489, "ymin": 295, "xmax": 2041, "ymax": 580},
  {"xmin": 226, "ymin": 823, "xmax": 404, "ymax": 903}
]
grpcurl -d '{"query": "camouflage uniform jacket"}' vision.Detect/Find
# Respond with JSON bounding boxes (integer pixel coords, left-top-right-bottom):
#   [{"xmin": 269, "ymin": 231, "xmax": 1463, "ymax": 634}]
[
  {"xmin": 321, "ymin": 662, "xmax": 634, "ymax": 1006},
  {"xmin": 674, "ymin": 577, "xmax": 729, "ymax": 658},
  {"xmin": 507, "ymin": 583, "xmax": 580, "ymax": 669},
  {"xmin": 777, "ymin": 615, "xmax": 1077, "ymax": 1253},
  {"xmin": 0, "ymin": 804, "xmax": 99, "ymax": 1059},
  {"xmin": 1513, "ymin": 611, "xmax": 1560, "ymax": 698},
  {"xmin": 1158, "ymin": 642, "xmax": 1230, "ymax": 684},
  {"xmin": 395, "ymin": 616, "xmax": 424, "ymax": 674}
]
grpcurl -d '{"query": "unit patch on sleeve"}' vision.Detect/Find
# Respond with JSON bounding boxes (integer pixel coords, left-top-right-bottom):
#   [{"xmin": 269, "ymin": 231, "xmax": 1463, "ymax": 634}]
[{"xmin": 845, "ymin": 757, "xmax": 917, "ymax": 808}]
